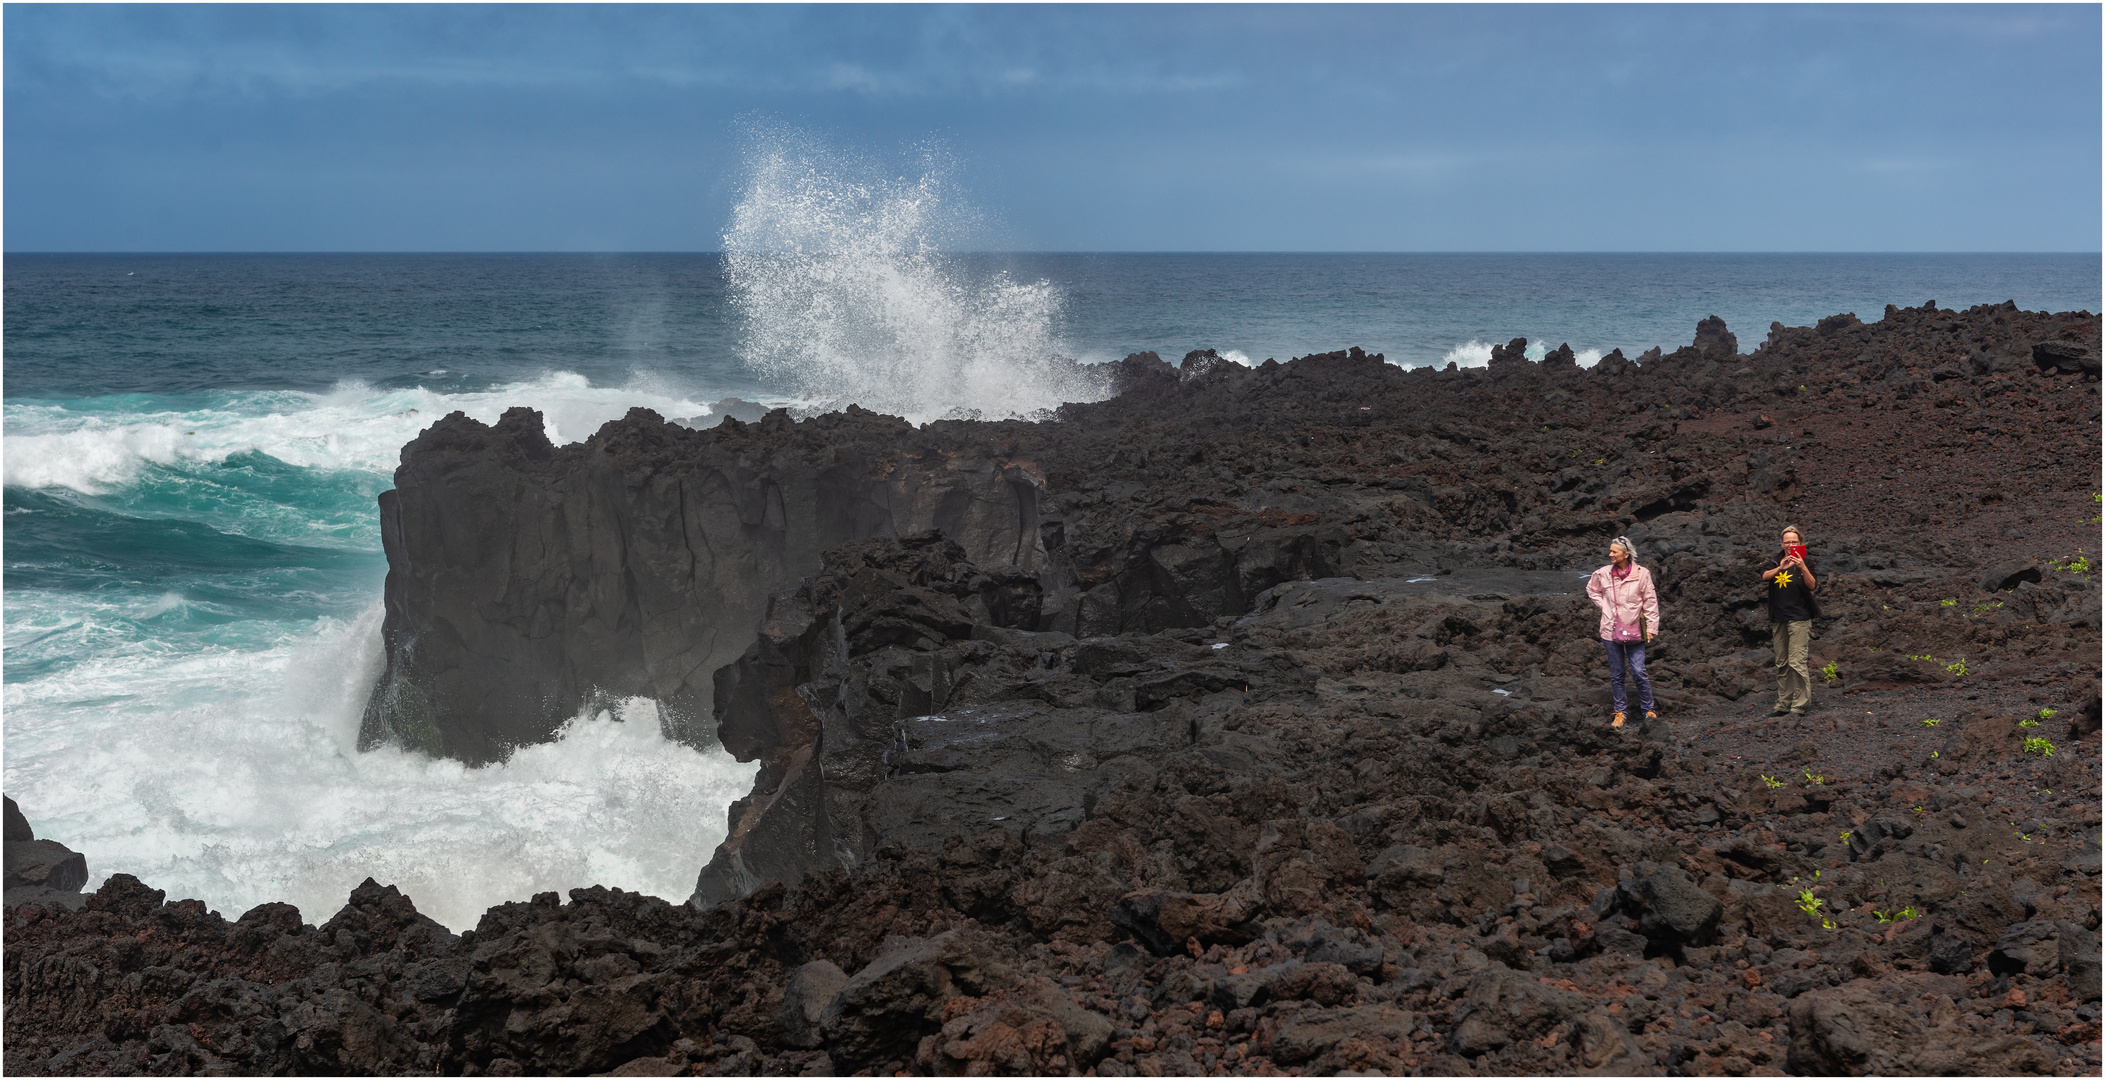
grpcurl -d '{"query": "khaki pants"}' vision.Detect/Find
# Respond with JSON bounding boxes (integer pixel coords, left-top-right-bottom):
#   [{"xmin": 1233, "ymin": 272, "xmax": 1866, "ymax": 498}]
[{"xmin": 1773, "ymin": 620, "xmax": 1813, "ymax": 712}]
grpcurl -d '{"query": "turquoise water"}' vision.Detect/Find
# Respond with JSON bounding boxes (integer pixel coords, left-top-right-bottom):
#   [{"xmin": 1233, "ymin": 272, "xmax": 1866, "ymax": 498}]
[{"xmin": 4, "ymin": 250, "xmax": 2097, "ymax": 929}]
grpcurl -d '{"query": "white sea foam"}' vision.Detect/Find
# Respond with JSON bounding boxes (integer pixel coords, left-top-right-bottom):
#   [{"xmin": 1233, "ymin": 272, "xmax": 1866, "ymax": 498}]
[
  {"xmin": 723, "ymin": 129, "xmax": 1107, "ymax": 423},
  {"xmin": 2, "ymin": 372, "xmax": 730, "ymax": 496},
  {"xmin": 1439, "ymin": 339, "xmax": 1496, "ymax": 368},
  {"xmin": 1437, "ymin": 340, "xmax": 1600, "ymax": 369},
  {"xmin": 2, "ymin": 604, "xmax": 756, "ymax": 932}
]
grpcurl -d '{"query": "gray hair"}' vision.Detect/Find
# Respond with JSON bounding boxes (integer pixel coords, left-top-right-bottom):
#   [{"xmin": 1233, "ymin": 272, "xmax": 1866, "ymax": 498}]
[{"xmin": 1610, "ymin": 536, "xmax": 1636, "ymax": 559}]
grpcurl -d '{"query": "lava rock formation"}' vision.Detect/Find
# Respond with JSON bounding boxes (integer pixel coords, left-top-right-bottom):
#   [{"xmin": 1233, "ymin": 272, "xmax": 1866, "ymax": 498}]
[{"xmin": 7, "ymin": 300, "xmax": 2101, "ymax": 1077}]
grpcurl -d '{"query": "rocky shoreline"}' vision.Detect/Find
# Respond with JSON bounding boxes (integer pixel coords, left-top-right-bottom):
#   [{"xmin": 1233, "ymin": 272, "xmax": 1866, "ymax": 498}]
[{"xmin": 5, "ymin": 300, "xmax": 2100, "ymax": 1076}]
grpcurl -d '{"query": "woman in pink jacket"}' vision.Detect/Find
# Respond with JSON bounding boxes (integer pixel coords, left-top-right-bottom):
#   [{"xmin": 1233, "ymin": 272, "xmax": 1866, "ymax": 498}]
[{"xmin": 1585, "ymin": 535, "xmax": 1660, "ymax": 729}]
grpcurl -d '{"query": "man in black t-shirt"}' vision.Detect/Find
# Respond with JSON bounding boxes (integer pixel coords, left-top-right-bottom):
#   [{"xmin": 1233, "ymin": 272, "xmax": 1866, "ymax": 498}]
[{"xmin": 1761, "ymin": 525, "xmax": 1822, "ymax": 716}]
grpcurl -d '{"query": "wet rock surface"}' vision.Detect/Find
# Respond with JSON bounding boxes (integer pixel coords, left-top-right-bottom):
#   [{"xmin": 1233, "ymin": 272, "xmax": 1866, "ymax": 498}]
[
  {"xmin": 4, "ymin": 796, "xmax": 89, "ymax": 912},
  {"xmin": 8, "ymin": 301, "xmax": 2102, "ymax": 1075}
]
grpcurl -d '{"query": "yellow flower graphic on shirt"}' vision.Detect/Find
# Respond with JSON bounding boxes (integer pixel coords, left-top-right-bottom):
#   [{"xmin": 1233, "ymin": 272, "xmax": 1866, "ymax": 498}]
[{"xmin": 1774, "ymin": 569, "xmax": 1794, "ymax": 589}]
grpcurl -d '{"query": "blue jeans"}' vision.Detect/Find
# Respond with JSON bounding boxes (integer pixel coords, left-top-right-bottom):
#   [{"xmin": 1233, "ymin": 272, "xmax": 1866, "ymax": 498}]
[{"xmin": 1604, "ymin": 640, "xmax": 1655, "ymax": 714}]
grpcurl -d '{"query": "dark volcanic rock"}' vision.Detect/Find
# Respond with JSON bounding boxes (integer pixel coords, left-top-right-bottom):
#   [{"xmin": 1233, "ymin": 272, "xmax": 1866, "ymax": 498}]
[
  {"xmin": 4, "ymin": 840, "xmax": 88, "ymax": 894},
  {"xmin": 1693, "ymin": 314, "xmax": 1739, "ymax": 357},
  {"xmin": 358, "ymin": 405, "xmax": 1060, "ymax": 764},
  {"xmin": 2033, "ymin": 338, "xmax": 2101, "ymax": 377},
  {"xmin": 3, "ymin": 797, "xmax": 89, "ymax": 910},
  {"xmin": 11, "ymin": 300, "xmax": 2100, "ymax": 1077},
  {"xmin": 362, "ymin": 397, "xmax": 1341, "ymax": 765},
  {"xmin": 5, "ymin": 796, "xmax": 32, "ymax": 842}
]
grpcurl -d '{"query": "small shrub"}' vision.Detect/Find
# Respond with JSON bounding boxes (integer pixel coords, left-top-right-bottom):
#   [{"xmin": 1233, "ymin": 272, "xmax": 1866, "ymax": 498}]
[
  {"xmin": 2038, "ymin": 707, "xmax": 2058, "ymax": 720},
  {"xmin": 1945, "ymin": 658, "xmax": 1969, "ymax": 676},
  {"xmin": 1820, "ymin": 660, "xmax": 1839, "ymax": 680},
  {"xmin": 2022, "ymin": 737, "xmax": 2057, "ymax": 757},
  {"xmin": 2018, "ymin": 717, "xmax": 2040, "ymax": 729}
]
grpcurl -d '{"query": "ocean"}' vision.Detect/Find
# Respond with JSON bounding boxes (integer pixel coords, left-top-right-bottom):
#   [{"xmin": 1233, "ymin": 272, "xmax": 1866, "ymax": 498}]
[{"xmin": 5, "ymin": 249, "xmax": 2097, "ymax": 930}]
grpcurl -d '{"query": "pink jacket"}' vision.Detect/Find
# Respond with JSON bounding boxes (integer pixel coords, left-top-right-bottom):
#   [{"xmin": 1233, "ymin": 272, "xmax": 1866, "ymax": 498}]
[{"xmin": 1586, "ymin": 562, "xmax": 1661, "ymax": 641}]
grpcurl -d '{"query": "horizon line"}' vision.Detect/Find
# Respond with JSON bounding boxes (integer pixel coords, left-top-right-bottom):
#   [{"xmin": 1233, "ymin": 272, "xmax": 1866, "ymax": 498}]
[{"xmin": 6, "ymin": 249, "xmax": 2101, "ymax": 258}]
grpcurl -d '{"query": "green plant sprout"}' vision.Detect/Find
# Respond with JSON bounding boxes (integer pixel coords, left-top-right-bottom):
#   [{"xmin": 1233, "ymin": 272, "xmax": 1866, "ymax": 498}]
[
  {"xmin": 1945, "ymin": 658, "xmax": 1969, "ymax": 676},
  {"xmin": 1912, "ymin": 806, "xmax": 1927, "ymax": 815},
  {"xmin": 1593, "ymin": 458, "xmax": 1606, "ymax": 466},
  {"xmin": 1905, "ymin": 653, "xmax": 1934, "ymax": 662},
  {"xmin": 1921, "ymin": 718, "xmax": 1941, "ymax": 727},
  {"xmin": 1821, "ymin": 918, "xmax": 1837, "ymax": 930},
  {"xmin": 1940, "ymin": 598, "xmax": 1957, "ymax": 607},
  {"xmin": 1930, "ymin": 750, "xmax": 1939, "ymax": 759},
  {"xmin": 2038, "ymin": 708, "xmax": 2057, "ymax": 720},
  {"xmin": 2019, "ymin": 717, "xmax": 2040, "ymax": 729},
  {"xmin": 2022, "ymin": 737, "xmax": 2056, "ymax": 757},
  {"xmin": 1795, "ymin": 890, "xmax": 1824, "ymax": 917},
  {"xmin": 1802, "ymin": 769, "xmax": 1826, "ymax": 786},
  {"xmin": 1820, "ymin": 661, "xmax": 1840, "ymax": 680},
  {"xmin": 1760, "ymin": 775, "xmax": 1784, "ymax": 789},
  {"xmin": 2051, "ymin": 554, "xmax": 2093, "ymax": 576},
  {"xmin": 1872, "ymin": 907, "xmax": 1919, "ymax": 923},
  {"xmin": 1839, "ymin": 830, "xmax": 1853, "ymax": 844}
]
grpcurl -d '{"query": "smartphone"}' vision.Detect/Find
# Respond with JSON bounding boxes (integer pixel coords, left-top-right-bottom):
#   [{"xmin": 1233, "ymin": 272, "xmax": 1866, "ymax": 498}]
[{"xmin": 1786, "ymin": 543, "xmax": 1807, "ymax": 561}]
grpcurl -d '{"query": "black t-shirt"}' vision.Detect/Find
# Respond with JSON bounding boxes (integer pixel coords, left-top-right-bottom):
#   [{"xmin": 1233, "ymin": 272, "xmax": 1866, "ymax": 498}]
[{"xmin": 1766, "ymin": 549, "xmax": 1822, "ymax": 622}]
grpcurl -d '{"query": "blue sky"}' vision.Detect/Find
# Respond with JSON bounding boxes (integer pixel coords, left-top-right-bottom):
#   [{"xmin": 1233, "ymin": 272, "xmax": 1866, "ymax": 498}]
[{"xmin": 6, "ymin": 4, "xmax": 2098, "ymax": 252}]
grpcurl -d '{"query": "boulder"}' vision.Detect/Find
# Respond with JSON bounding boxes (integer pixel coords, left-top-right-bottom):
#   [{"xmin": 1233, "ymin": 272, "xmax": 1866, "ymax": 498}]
[
  {"xmin": 2032, "ymin": 339, "xmax": 2101, "ymax": 377},
  {"xmin": 773, "ymin": 960, "xmax": 848, "ymax": 1050},
  {"xmin": 1632, "ymin": 866, "xmax": 1722, "ymax": 947},
  {"xmin": 1988, "ymin": 920, "xmax": 2100, "ymax": 997},
  {"xmin": 1980, "ymin": 561, "xmax": 2042, "ymax": 593},
  {"xmin": 4, "ymin": 838, "xmax": 87, "ymax": 894}
]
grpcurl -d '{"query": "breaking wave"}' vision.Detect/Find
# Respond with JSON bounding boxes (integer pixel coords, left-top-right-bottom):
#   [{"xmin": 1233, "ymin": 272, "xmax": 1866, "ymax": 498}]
[{"xmin": 722, "ymin": 129, "xmax": 1107, "ymax": 423}]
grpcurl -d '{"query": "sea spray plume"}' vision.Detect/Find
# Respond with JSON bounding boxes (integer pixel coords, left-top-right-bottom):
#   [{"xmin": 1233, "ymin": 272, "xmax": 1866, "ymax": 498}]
[{"xmin": 722, "ymin": 130, "xmax": 1106, "ymax": 421}]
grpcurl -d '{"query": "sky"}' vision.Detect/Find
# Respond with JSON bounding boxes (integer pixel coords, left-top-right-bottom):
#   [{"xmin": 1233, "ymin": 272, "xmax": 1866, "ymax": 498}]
[{"xmin": 5, "ymin": 4, "xmax": 2099, "ymax": 253}]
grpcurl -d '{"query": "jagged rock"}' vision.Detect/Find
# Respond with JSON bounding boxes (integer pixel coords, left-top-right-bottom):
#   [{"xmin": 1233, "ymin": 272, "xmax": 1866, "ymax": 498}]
[
  {"xmin": 1448, "ymin": 968, "xmax": 1656, "ymax": 1074},
  {"xmin": 1109, "ymin": 882, "xmax": 1267, "ymax": 957},
  {"xmin": 818, "ymin": 929, "xmax": 1016, "ymax": 1071},
  {"xmin": 1270, "ymin": 1003, "xmax": 1419, "ymax": 1065},
  {"xmin": 360, "ymin": 406, "xmax": 1058, "ymax": 764},
  {"xmin": 914, "ymin": 975, "xmax": 1113, "ymax": 1076},
  {"xmin": 1787, "ymin": 983, "xmax": 2054, "ymax": 1075},
  {"xmin": 1989, "ymin": 920, "xmax": 2100, "ymax": 997},
  {"xmin": 4, "ymin": 796, "xmax": 32, "ymax": 841},
  {"xmin": 1693, "ymin": 315, "xmax": 1738, "ymax": 356}
]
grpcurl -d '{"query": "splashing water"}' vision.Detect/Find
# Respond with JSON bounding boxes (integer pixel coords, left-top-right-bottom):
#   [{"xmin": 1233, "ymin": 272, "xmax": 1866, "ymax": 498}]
[
  {"xmin": 4, "ymin": 374, "xmax": 762, "ymax": 931},
  {"xmin": 723, "ymin": 131, "xmax": 1107, "ymax": 422}
]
